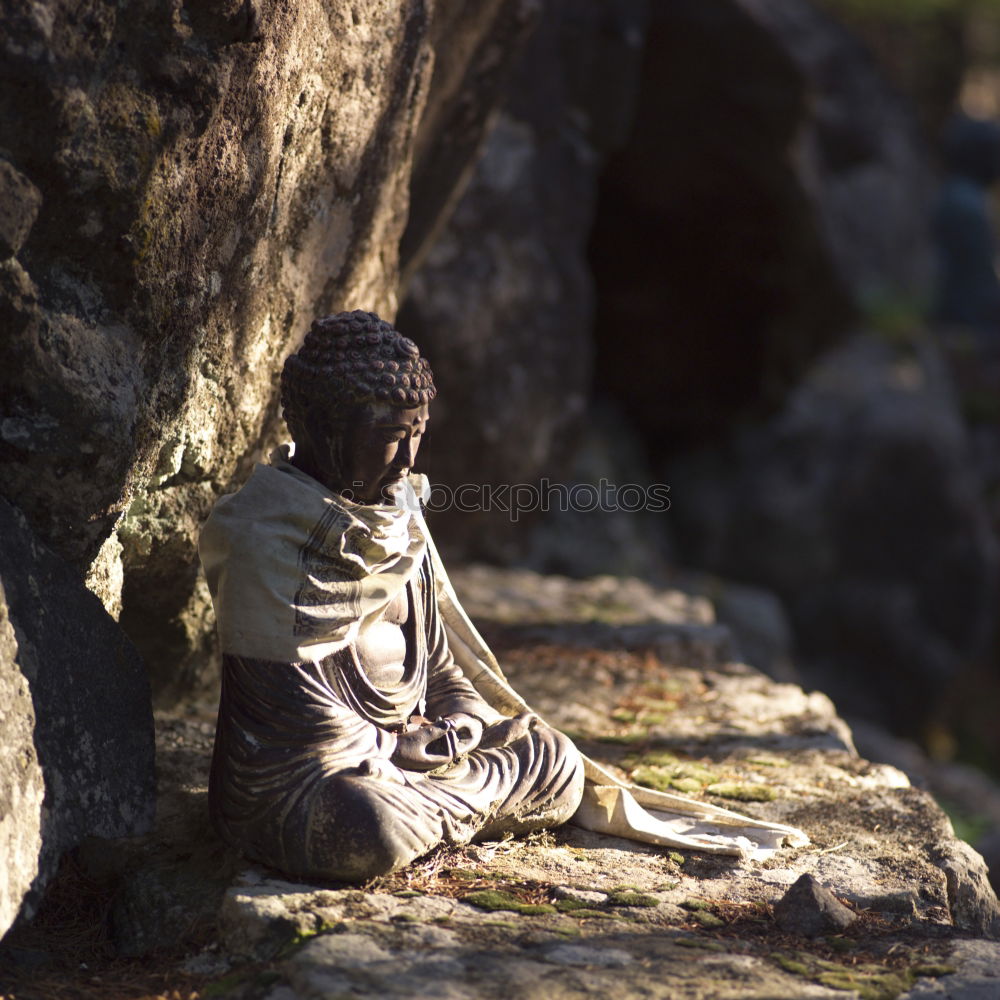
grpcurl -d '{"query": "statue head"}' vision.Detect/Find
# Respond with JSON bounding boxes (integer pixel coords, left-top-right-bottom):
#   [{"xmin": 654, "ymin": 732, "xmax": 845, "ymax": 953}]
[{"xmin": 280, "ymin": 311, "xmax": 436, "ymax": 503}]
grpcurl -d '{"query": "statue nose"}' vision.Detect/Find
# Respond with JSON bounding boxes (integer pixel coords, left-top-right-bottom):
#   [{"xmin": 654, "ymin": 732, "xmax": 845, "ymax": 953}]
[{"xmin": 397, "ymin": 438, "xmax": 415, "ymax": 468}]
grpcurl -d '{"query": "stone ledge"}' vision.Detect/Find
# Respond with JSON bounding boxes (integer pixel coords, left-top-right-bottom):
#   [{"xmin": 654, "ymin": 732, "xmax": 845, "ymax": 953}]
[{"xmin": 4, "ymin": 568, "xmax": 999, "ymax": 999}]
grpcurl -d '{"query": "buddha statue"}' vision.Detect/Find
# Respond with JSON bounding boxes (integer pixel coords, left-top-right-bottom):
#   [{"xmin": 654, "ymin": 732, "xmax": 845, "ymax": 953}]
[
  {"xmin": 200, "ymin": 311, "xmax": 807, "ymax": 883},
  {"xmin": 200, "ymin": 311, "xmax": 584, "ymax": 881}
]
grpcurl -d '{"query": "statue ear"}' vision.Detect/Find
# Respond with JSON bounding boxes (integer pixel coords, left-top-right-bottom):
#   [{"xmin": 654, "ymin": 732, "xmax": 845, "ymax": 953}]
[
  {"xmin": 286, "ymin": 405, "xmax": 328, "ymax": 473},
  {"xmin": 309, "ymin": 406, "xmax": 351, "ymax": 478}
]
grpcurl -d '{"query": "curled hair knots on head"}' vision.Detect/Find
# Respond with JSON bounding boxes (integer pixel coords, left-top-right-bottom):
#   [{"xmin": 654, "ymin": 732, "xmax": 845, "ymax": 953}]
[{"xmin": 280, "ymin": 310, "xmax": 437, "ymax": 443}]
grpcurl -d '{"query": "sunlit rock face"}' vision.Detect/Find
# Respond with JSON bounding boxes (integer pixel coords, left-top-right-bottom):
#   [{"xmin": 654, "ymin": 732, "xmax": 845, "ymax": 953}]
[
  {"xmin": 0, "ymin": 0, "xmax": 536, "ymax": 701},
  {"xmin": 0, "ymin": 580, "xmax": 43, "ymax": 939}
]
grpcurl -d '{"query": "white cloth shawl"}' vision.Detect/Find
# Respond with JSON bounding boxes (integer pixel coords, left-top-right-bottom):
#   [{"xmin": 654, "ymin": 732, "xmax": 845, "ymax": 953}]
[
  {"xmin": 199, "ymin": 454, "xmax": 426, "ymax": 664},
  {"xmin": 200, "ymin": 455, "xmax": 809, "ymax": 861}
]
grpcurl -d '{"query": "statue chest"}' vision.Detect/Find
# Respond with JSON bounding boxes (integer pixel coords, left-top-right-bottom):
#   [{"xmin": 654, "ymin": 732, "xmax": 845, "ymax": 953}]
[
  {"xmin": 354, "ymin": 588, "xmax": 411, "ymax": 691},
  {"xmin": 325, "ymin": 576, "xmax": 429, "ymax": 729}
]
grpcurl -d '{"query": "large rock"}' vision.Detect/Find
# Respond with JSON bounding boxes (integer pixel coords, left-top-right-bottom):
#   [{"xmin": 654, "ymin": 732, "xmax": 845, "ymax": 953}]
[
  {"xmin": 211, "ymin": 571, "xmax": 1000, "ymax": 991},
  {"xmin": 737, "ymin": 0, "xmax": 935, "ymax": 306},
  {"xmin": 0, "ymin": 0, "xmax": 541, "ymax": 702},
  {"xmin": 0, "ymin": 497, "xmax": 154, "ymax": 938},
  {"xmin": 589, "ymin": 0, "xmax": 931, "ymax": 446},
  {"xmin": 773, "ymin": 873, "xmax": 857, "ymax": 938},
  {"xmin": 399, "ymin": 0, "xmax": 648, "ymax": 561},
  {"xmin": 666, "ymin": 333, "xmax": 998, "ymax": 738}
]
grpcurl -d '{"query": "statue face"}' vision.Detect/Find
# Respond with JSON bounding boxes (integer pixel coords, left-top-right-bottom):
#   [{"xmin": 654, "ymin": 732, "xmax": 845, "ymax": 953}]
[{"xmin": 339, "ymin": 402, "xmax": 429, "ymax": 504}]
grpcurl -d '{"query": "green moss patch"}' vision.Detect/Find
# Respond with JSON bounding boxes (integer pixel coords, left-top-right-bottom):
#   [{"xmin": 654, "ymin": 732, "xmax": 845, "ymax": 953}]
[
  {"xmin": 628, "ymin": 752, "xmax": 720, "ymax": 795},
  {"xmin": 824, "ymin": 936, "xmax": 856, "ymax": 953},
  {"xmin": 770, "ymin": 951, "xmax": 944, "ymax": 1000},
  {"xmin": 611, "ymin": 708, "xmax": 638, "ymax": 723},
  {"xmin": 675, "ymin": 937, "xmax": 726, "ymax": 951},
  {"xmin": 555, "ymin": 898, "xmax": 590, "ymax": 912},
  {"xmin": 639, "ymin": 712, "xmax": 672, "ymax": 725},
  {"xmin": 617, "ymin": 695, "xmax": 680, "ymax": 728},
  {"xmin": 680, "ymin": 899, "xmax": 724, "ymax": 927},
  {"xmin": 746, "ymin": 755, "xmax": 791, "ymax": 768},
  {"xmin": 816, "ymin": 968, "xmax": 912, "ymax": 999},
  {"xmin": 463, "ymin": 890, "xmax": 556, "ymax": 916},
  {"xmin": 911, "ymin": 965, "xmax": 956, "ymax": 978},
  {"xmin": 551, "ymin": 923, "xmax": 582, "ymax": 937},
  {"xmin": 669, "ymin": 777, "xmax": 702, "ymax": 794},
  {"xmin": 772, "ymin": 953, "xmax": 811, "ymax": 977},
  {"xmin": 680, "ymin": 899, "xmax": 710, "ymax": 911},
  {"xmin": 633, "ymin": 766, "xmax": 716, "ymax": 794},
  {"xmin": 706, "ymin": 782, "xmax": 777, "ymax": 802},
  {"xmin": 567, "ymin": 908, "xmax": 625, "ymax": 920},
  {"xmin": 607, "ymin": 891, "xmax": 660, "ymax": 908},
  {"xmin": 446, "ymin": 867, "xmax": 489, "ymax": 881}
]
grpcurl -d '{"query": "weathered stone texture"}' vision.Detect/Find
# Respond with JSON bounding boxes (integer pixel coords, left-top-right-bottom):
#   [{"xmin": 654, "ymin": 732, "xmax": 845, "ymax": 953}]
[
  {"xmin": 6, "ymin": 565, "xmax": 1000, "ymax": 992},
  {"xmin": 0, "ymin": 497, "xmax": 155, "ymax": 938},
  {"xmin": 737, "ymin": 0, "xmax": 934, "ymax": 305},
  {"xmin": 0, "ymin": 582, "xmax": 44, "ymax": 939},
  {"xmin": 933, "ymin": 839, "xmax": 1000, "ymax": 940},
  {"xmin": 0, "ymin": 0, "xmax": 540, "ymax": 699},
  {"xmin": 399, "ymin": 0, "xmax": 541, "ymax": 278},
  {"xmin": 774, "ymin": 873, "xmax": 857, "ymax": 938},
  {"xmin": 400, "ymin": 0, "xmax": 648, "ymax": 561},
  {"xmin": 0, "ymin": 160, "xmax": 43, "ymax": 259}
]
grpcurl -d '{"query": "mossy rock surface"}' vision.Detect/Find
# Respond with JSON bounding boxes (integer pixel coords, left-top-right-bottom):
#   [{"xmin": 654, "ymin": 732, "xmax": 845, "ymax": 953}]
[
  {"xmin": 631, "ymin": 762, "xmax": 720, "ymax": 793},
  {"xmin": 769, "ymin": 951, "xmax": 958, "ymax": 1000},
  {"xmin": 676, "ymin": 937, "xmax": 724, "ymax": 951},
  {"xmin": 47, "ymin": 564, "xmax": 997, "ymax": 1000},
  {"xmin": 555, "ymin": 898, "xmax": 590, "ymax": 912},
  {"xmin": 462, "ymin": 890, "xmax": 556, "ymax": 916},
  {"xmin": 606, "ymin": 891, "xmax": 659, "ymax": 908},
  {"xmin": 706, "ymin": 782, "xmax": 777, "ymax": 802}
]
